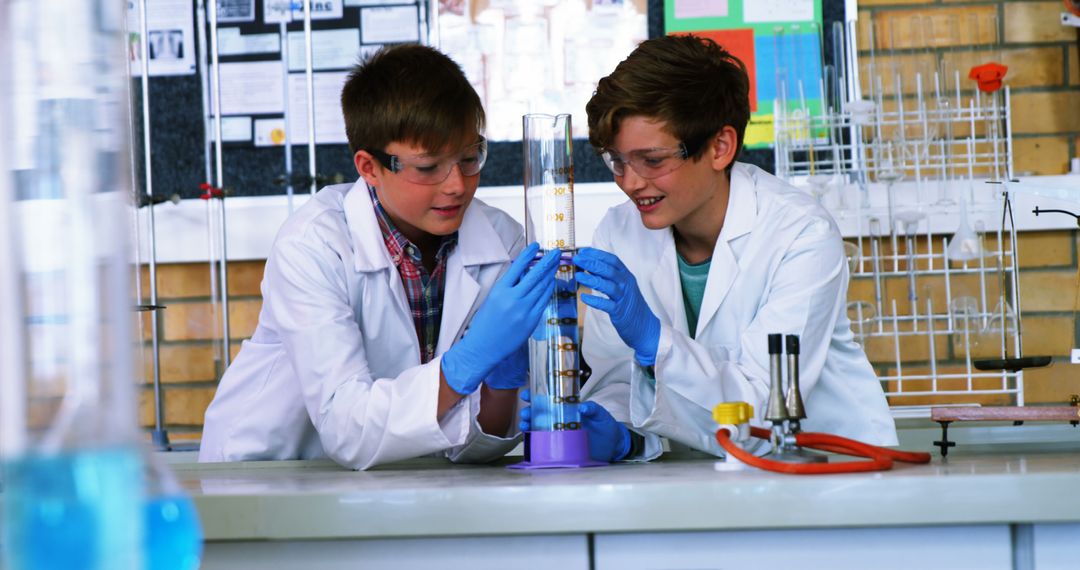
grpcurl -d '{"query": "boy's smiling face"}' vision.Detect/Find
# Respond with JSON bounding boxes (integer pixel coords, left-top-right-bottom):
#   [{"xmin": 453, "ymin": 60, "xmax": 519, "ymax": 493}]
[
  {"xmin": 355, "ymin": 137, "xmax": 481, "ymax": 247},
  {"xmin": 609, "ymin": 116, "xmax": 736, "ymax": 236}
]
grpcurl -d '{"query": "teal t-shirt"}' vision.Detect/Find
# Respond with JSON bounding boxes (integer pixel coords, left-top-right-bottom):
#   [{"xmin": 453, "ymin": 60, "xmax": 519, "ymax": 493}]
[{"xmin": 677, "ymin": 253, "xmax": 711, "ymax": 338}]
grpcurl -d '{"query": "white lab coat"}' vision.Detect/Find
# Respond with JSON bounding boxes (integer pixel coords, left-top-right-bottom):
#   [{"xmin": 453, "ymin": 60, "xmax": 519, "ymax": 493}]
[
  {"xmin": 199, "ymin": 180, "xmax": 524, "ymax": 470},
  {"xmin": 581, "ymin": 163, "xmax": 898, "ymax": 460}
]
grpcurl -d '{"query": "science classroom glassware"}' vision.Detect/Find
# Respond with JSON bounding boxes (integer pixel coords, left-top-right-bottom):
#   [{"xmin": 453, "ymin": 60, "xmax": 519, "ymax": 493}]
[
  {"xmin": 511, "ymin": 113, "xmax": 603, "ymax": 469},
  {"xmin": 144, "ymin": 449, "xmax": 203, "ymax": 570},
  {"xmin": 1, "ymin": 1, "xmax": 140, "ymax": 568}
]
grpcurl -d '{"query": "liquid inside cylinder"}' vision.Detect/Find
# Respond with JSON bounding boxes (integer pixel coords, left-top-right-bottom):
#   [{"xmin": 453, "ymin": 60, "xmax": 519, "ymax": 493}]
[{"xmin": 527, "ymin": 249, "xmax": 582, "ymax": 432}]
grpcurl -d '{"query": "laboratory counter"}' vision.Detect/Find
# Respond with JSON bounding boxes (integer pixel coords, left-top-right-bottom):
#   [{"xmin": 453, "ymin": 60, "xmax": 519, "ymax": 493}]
[{"xmin": 175, "ymin": 448, "xmax": 1080, "ymax": 570}]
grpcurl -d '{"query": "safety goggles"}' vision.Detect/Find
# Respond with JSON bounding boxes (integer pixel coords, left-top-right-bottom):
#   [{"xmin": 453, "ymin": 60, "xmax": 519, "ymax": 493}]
[
  {"xmin": 600, "ymin": 141, "xmax": 697, "ymax": 180},
  {"xmin": 368, "ymin": 137, "xmax": 488, "ymax": 185}
]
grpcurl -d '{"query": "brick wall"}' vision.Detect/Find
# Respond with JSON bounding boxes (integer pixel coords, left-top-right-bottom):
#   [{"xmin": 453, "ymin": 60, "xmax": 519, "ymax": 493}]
[
  {"xmin": 856, "ymin": 0, "xmax": 1080, "ymax": 174},
  {"xmin": 137, "ymin": 262, "xmax": 264, "ymax": 441}
]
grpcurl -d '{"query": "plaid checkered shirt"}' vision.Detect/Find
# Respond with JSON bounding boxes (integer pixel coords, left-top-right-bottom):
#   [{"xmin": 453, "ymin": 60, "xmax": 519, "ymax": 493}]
[{"xmin": 368, "ymin": 185, "xmax": 457, "ymax": 364}]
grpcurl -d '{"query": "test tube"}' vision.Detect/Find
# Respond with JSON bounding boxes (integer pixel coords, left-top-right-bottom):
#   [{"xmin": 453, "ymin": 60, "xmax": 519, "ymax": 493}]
[{"xmin": 511, "ymin": 113, "xmax": 602, "ymax": 469}]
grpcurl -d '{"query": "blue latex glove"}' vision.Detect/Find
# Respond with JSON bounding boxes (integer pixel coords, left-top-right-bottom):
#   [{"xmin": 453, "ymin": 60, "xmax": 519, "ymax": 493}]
[
  {"xmin": 442, "ymin": 243, "xmax": 560, "ymax": 395},
  {"xmin": 573, "ymin": 247, "xmax": 661, "ymax": 366},
  {"xmin": 484, "ymin": 341, "xmax": 528, "ymax": 390},
  {"xmin": 519, "ymin": 390, "xmax": 631, "ymax": 462},
  {"xmin": 579, "ymin": 401, "xmax": 632, "ymax": 462}
]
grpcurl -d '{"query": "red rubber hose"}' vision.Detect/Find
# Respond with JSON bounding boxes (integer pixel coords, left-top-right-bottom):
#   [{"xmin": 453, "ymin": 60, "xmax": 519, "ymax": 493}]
[
  {"xmin": 717, "ymin": 425, "xmax": 931, "ymax": 474},
  {"xmin": 799, "ymin": 432, "xmax": 931, "ymax": 464},
  {"xmin": 749, "ymin": 426, "xmax": 772, "ymax": 440},
  {"xmin": 748, "ymin": 425, "xmax": 931, "ymax": 464},
  {"xmin": 716, "ymin": 429, "xmax": 891, "ymax": 474}
]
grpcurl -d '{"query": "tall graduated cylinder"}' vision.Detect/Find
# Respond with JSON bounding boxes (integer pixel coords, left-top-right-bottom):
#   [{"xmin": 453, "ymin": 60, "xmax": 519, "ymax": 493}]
[
  {"xmin": 0, "ymin": 1, "xmax": 144, "ymax": 568},
  {"xmin": 516, "ymin": 114, "xmax": 601, "ymax": 468}
]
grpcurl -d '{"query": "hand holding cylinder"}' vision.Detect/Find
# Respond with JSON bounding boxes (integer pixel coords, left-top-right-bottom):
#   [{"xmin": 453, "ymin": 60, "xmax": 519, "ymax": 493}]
[
  {"xmin": 442, "ymin": 243, "xmax": 560, "ymax": 395},
  {"xmin": 574, "ymin": 247, "xmax": 661, "ymax": 366}
]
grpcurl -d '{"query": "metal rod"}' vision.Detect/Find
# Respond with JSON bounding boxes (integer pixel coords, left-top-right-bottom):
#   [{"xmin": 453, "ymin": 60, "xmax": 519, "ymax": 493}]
[
  {"xmin": 891, "ymin": 298, "xmax": 902, "ymax": 388},
  {"xmin": 196, "ymin": 0, "xmax": 213, "ymax": 186},
  {"xmin": 871, "ymin": 220, "xmax": 884, "ymax": 323},
  {"xmin": 208, "ymin": 0, "xmax": 232, "ymax": 369},
  {"xmin": 991, "ymin": 91, "xmax": 1002, "ymax": 179},
  {"xmin": 196, "ymin": 0, "xmax": 224, "ymax": 379},
  {"xmin": 428, "ymin": 0, "xmax": 440, "ymax": 47},
  {"xmin": 967, "ymin": 97, "xmax": 977, "ymax": 203},
  {"xmin": 997, "ymin": 199, "xmax": 1008, "ymax": 360},
  {"xmin": 905, "ymin": 232, "xmax": 918, "ymax": 308},
  {"xmin": 845, "ymin": 17, "xmax": 860, "ymax": 101},
  {"xmin": 925, "ymin": 217, "xmax": 934, "ymax": 272},
  {"xmin": 218, "ymin": 195, "xmax": 231, "ymax": 369},
  {"xmin": 977, "ymin": 236, "xmax": 989, "ymax": 329},
  {"xmin": 137, "ymin": 0, "xmax": 168, "ymax": 449},
  {"xmin": 1005, "ymin": 189, "xmax": 1024, "ymax": 362},
  {"xmin": 911, "ymin": 72, "xmax": 924, "ymax": 195},
  {"xmin": 1005, "ymin": 88, "xmax": 1014, "ymax": 182},
  {"xmin": 927, "ymin": 298, "xmax": 937, "ymax": 391},
  {"xmin": 303, "ymin": 0, "xmax": 317, "ymax": 194},
  {"xmin": 888, "ymin": 186, "xmax": 899, "ymax": 272},
  {"xmin": 281, "ymin": 20, "xmax": 295, "ymax": 213},
  {"xmin": 124, "ymin": 1, "xmax": 146, "ymax": 388},
  {"xmin": 943, "ymin": 236, "xmax": 954, "ymax": 331}
]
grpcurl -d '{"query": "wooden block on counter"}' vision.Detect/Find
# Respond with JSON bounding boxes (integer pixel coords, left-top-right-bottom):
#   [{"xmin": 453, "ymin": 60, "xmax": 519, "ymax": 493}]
[{"xmin": 931, "ymin": 406, "xmax": 1080, "ymax": 422}]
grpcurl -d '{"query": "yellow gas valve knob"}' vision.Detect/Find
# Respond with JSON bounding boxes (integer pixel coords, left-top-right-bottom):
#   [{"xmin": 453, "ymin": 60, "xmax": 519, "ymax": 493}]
[{"xmin": 713, "ymin": 402, "xmax": 754, "ymax": 426}]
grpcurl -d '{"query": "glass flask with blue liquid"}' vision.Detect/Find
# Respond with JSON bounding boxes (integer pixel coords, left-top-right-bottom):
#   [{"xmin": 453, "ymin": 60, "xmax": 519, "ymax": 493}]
[
  {"xmin": 1, "ymin": 1, "xmax": 146, "ymax": 568},
  {"xmin": 143, "ymin": 450, "xmax": 203, "ymax": 570},
  {"xmin": 511, "ymin": 113, "xmax": 605, "ymax": 469}
]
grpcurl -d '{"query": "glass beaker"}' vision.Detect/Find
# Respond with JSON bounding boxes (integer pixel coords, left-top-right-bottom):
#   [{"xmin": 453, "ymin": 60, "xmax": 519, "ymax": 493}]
[
  {"xmin": 511, "ymin": 113, "xmax": 602, "ymax": 469},
  {"xmin": 949, "ymin": 296, "xmax": 981, "ymax": 334},
  {"xmin": 1, "ymin": 2, "xmax": 145, "ymax": 568},
  {"xmin": 846, "ymin": 301, "xmax": 876, "ymax": 341}
]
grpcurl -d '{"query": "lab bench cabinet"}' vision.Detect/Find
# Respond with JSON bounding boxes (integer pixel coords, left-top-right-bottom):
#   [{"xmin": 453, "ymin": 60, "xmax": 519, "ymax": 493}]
[{"xmin": 177, "ymin": 453, "xmax": 1080, "ymax": 569}]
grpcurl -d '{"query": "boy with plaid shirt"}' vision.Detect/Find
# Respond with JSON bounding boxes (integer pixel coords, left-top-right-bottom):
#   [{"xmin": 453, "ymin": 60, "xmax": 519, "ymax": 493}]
[{"xmin": 201, "ymin": 44, "xmax": 559, "ymax": 470}]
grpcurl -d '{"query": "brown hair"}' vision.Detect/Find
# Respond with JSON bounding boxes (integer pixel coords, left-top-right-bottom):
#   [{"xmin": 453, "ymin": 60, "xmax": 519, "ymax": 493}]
[
  {"xmin": 586, "ymin": 34, "xmax": 750, "ymax": 171},
  {"xmin": 341, "ymin": 44, "xmax": 484, "ymax": 155}
]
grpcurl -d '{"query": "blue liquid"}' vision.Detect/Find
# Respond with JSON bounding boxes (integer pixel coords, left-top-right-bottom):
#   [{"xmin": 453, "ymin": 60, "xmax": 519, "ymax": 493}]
[
  {"xmin": 144, "ymin": 495, "xmax": 202, "ymax": 570},
  {"xmin": 528, "ymin": 250, "xmax": 583, "ymax": 431},
  {"xmin": 2, "ymin": 448, "xmax": 143, "ymax": 570}
]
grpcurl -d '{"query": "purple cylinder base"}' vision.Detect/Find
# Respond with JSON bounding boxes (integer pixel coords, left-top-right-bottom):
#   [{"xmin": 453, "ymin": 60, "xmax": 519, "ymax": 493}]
[{"xmin": 508, "ymin": 430, "xmax": 607, "ymax": 470}]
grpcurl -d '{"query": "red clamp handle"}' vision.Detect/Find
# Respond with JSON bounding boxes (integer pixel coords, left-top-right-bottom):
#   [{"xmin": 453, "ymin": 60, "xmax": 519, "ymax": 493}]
[{"xmin": 199, "ymin": 183, "xmax": 224, "ymax": 200}]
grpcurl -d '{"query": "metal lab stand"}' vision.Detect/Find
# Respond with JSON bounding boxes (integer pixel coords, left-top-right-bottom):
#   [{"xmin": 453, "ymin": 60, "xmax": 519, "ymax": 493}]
[{"xmin": 772, "ymin": 12, "xmax": 1028, "ymax": 417}]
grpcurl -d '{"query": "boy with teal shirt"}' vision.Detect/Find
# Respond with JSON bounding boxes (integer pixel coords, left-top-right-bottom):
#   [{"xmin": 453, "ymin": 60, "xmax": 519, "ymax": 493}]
[{"xmin": 561, "ymin": 34, "xmax": 898, "ymax": 461}]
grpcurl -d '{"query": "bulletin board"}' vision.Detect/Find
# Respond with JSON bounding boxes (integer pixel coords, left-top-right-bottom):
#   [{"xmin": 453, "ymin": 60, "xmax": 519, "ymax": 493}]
[
  {"xmin": 664, "ymin": 0, "xmax": 828, "ymax": 150},
  {"xmin": 133, "ymin": 0, "xmax": 844, "ymax": 201},
  {"xmin": 131, "ymin": 0, "xmax": 428, "ymax": 201}
]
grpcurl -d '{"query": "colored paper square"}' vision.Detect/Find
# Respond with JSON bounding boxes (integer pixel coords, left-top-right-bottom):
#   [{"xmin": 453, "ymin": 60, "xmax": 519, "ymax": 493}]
[
  {"xmin": 744, "ymin": 115, "xmax": 774, "ymax": 147},
  {"xmin": 754, "ymin": 32, "xmax": 822, "ymax": 103},
  {"xmin": 674, "ymin": 29, "xmax": 757, "ymax": 113}
]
